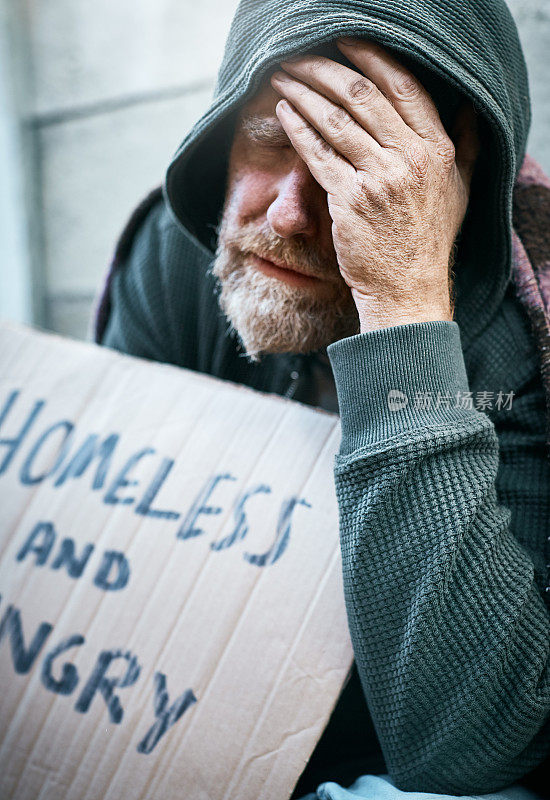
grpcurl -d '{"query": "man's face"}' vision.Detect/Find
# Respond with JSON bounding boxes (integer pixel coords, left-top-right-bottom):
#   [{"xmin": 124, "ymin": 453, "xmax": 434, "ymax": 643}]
[{"xmin": 211, "ymin": 74, "xmax": 359, "ymax": 362}]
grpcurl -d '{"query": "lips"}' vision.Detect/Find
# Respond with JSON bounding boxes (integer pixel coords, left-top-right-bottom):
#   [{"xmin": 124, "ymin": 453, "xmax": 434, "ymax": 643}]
[
  {"xmin": 247, "ymin": 252, "xmax": 327, "ymax": 290},
  {"xmin": 244, "ymin": 252, "xmax": 339, "ymax": 297},
  {"xmin": 250, "ymin": 253, "xmax": 319, "ymax": 280}
]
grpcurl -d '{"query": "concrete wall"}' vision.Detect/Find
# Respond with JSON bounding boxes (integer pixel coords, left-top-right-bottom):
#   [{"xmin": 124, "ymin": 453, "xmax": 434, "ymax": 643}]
[
  {"xmin": 507, "ymin": 0, "xmax": 550, "ymax": 169},
  {"xmin": 24, "ymin": 0, "xmax": 241, "ymax": 339},
  {"xmin": 0, "ymin": 0, "xmax": 35, "ymax": 326},
  {"xmin": 4, "ymin": 0, "xmax": 550, "ymax": 340}
]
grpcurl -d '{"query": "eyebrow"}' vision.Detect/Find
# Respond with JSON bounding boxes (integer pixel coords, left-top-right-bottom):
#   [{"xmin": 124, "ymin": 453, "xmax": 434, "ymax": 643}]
[{"xmin": 239, "ymin": 114, "xmax": 291, "ymax": 146}]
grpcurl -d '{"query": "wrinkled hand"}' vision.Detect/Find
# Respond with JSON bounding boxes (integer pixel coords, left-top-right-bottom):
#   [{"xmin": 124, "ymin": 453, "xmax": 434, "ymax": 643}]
[{"xmin": 270, "ymin": 39, "xmax": 480, "ymax": 332}]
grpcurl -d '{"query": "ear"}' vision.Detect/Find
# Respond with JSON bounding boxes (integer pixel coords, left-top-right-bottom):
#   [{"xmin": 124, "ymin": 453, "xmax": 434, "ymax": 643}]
[{"xmin": 452, "ymin": 100, "xmax": 481, "ymax": 191}]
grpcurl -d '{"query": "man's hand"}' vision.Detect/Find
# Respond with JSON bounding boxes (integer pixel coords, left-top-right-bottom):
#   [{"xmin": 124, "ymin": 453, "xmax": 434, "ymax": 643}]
[{"xmin": 270, "ymin": 39, "xmax": 480, "ymax": 333}]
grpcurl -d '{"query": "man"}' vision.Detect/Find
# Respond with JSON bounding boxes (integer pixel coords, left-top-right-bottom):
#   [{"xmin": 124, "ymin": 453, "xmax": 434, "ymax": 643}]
[{"xmin": 95, "ymin": 0, "xmax": 550, "ymax": 797}]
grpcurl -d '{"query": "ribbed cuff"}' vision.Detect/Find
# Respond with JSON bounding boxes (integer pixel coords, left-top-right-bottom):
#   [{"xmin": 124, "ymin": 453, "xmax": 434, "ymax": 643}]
[{"xmin": 327, "ymin": 321, "xmax": 474, "ymax": 455}]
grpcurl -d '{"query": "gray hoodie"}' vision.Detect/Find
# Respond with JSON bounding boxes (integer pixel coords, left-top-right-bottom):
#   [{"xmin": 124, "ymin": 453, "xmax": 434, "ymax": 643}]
[
  {"xmin": 98, "ymin": 1, "xmax": 550, "ymax": 795},
  {"xmin": 164, "ymin": 0, "xmax": 531, "ymax": 350}
]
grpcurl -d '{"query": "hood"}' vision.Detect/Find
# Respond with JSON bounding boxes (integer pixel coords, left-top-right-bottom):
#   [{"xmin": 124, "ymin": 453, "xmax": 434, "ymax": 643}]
[{"xmin": 163, "ymin": 0, "xmax": 531, "ymax": 345}]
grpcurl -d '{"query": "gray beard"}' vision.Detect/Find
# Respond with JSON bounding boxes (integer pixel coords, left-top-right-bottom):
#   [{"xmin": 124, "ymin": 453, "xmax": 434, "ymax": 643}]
[{"xmin": 210, "ymin": 218, "xmax": 359, "ymax": 364}]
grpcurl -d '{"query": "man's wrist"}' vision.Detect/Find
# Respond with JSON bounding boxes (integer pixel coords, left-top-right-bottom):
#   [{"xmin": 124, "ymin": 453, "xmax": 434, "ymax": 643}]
[
  {"xmin": 358, "ymin": 309, "xmax": 454, "ymax": 333},
  {"xmin": 353, "ymin": 293, "xmax": 454, "ymax": 333}
]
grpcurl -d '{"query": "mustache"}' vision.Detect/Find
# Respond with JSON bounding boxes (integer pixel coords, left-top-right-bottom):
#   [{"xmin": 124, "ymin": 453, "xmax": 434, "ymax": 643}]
[{"xmin": 217, "ymin": 220, "xmax": 339, "ymax": 281}]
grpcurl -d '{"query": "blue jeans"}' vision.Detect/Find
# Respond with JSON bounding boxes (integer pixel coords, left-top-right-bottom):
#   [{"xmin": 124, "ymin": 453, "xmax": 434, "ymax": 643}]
[{"xmin": 297, "ymin": 774, "xmax": 545, "ymax": 800}]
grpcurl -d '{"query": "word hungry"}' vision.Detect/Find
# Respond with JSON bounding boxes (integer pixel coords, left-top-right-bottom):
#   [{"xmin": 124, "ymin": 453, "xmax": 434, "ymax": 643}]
[{"xmin": 0, "ymin": 596, "xmax": 197, "ymax": 753}]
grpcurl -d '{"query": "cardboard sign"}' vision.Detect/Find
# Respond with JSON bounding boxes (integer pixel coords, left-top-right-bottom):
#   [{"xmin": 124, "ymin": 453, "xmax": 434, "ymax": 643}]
[{"xmin": 0, "ymin": 323, "xmax": 353, "ymax": 800}]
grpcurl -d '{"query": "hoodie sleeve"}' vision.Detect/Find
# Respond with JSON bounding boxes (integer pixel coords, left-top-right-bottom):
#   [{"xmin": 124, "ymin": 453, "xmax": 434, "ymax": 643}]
[{"xmin": 326, "ymin": 320, "xmax": 550, "ymax": 795}]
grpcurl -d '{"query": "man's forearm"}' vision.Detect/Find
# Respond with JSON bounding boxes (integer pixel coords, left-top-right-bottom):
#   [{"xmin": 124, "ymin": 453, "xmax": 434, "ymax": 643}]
[{"xmin": 327, "ymin": 320, "xmax": 550, "ymax": 795}]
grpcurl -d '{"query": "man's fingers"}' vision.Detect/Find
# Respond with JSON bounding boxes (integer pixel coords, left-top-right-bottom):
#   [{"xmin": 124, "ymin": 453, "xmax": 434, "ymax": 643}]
[
  {"xmin": 271, "ymin": 71, "xmax": 383, "ymax": 169},
  {"xmin": 274, "ymin": 99, "xmax": 355, "ymax": 194},
  {"xmin": 337, "ymin": 39, "xmax": 449, "ymax": 144},
  {"xmin": 451, "ymin": 101, "xmax": 481, "ymax": 191},
  {"xmin": 279, "ymin": 54, "xmax": 410, "ymax": 149}
]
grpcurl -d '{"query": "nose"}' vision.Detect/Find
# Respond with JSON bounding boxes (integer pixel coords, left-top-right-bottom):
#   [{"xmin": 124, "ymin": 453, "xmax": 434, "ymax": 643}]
[{"xmin": 266, "ymin": 162, "xmax": 318, "ymax": 239}]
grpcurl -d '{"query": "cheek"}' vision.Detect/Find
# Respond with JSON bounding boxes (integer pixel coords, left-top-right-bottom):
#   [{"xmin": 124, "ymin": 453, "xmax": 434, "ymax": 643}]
[{"xmin": 227, "ymin": 170, "xmax": 279, "ymax": 222}]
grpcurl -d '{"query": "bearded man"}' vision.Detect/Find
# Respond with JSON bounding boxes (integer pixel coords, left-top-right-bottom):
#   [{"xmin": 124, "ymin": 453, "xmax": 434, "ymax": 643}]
[{"xmin": 94, "ymin": 1, "xmax": 550, "ymax": 798}]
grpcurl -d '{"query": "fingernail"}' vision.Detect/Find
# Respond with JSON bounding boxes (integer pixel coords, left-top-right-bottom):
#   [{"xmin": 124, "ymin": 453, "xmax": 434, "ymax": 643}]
[
  {"xmin": 338, "ymin": 36, "xmax": 359, "ymax": 45},
  {"xmin": 277, "ymin": 99, "xmax": 294, "ymax": 113}
]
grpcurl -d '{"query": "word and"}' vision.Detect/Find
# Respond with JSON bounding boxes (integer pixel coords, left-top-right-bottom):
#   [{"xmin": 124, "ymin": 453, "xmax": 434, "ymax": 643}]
[{"xmin": 17, "ymin": 520, "xmax": 130, "ymax": 591}]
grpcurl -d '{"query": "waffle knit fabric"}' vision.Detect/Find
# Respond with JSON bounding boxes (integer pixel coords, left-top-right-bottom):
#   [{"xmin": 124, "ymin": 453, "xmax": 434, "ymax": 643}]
[{"xmin": 94, "ymin": 0, "xmax": 550, "ymax": 795}]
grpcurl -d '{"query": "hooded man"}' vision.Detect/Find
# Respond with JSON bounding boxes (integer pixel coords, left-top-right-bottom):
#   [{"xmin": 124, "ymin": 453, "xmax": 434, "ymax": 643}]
[{"xmin": 94, "ymin": 0, "xmax": 550, "ymax": 797}]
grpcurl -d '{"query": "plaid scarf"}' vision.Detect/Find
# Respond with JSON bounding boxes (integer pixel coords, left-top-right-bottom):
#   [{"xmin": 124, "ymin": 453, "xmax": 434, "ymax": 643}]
[{"xmin": 512, "ymin": 154, "xmax": 550, "ymax": 455}]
